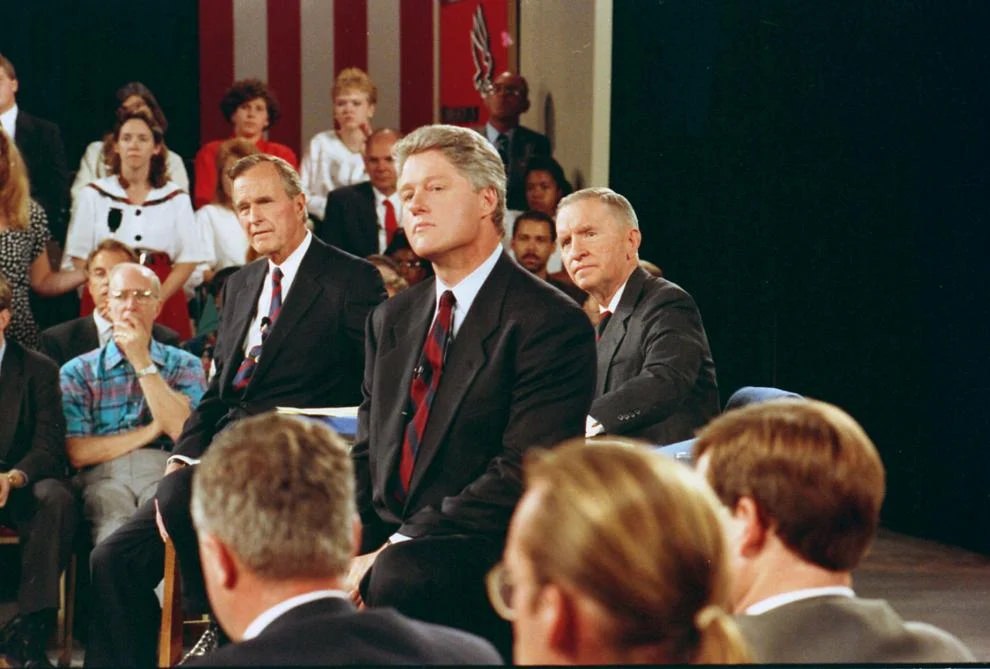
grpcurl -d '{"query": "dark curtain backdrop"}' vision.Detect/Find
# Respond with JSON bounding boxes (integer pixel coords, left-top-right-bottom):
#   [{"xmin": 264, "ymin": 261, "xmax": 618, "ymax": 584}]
[
  {"xmin": 0, "ymin": 0, "xmax": 199, "ymax": 174},
  {"xmin": 611, "ymin": 0, "xmax": 990, "ymax": 552}
]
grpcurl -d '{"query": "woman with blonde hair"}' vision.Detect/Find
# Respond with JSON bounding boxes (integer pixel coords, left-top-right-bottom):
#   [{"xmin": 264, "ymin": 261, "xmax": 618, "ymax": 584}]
[
  {"xmin": 0, "ymin": 132, "xmax": 85, "ymax": 347},
  {"xmin": 300, "ymin": 67, "xmax": 377, "ymax": 220},
  {"xmin": 488, "ymin": 439, "xmax": 751, "ymax": 665}
]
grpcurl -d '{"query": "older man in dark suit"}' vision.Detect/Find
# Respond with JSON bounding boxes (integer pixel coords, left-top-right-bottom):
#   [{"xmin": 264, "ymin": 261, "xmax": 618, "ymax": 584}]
[
  {"xmin": 40, "ymin": 240, "xmax": 179, "ymax": 366},
  {"xmin": 319, "ymin": 129, "xmax": 402, "ymax": 257},
  {"xmin": 85, "ymin": 155, "xmax": 385, "ymax": 668},
  {"xmin": 348, "ymin": 124, "xmax": 595, "ymax": 655},
  {"xmin": 186, "ymin": 413, "xmax": 502, "ymax": 666},
  {"xmin": 0, "ymin": 273, "xmax": 76, "ymax": 668},
  {"xmin": 556, "ymin": 187, "xmax": 719, "ymax": 445}
]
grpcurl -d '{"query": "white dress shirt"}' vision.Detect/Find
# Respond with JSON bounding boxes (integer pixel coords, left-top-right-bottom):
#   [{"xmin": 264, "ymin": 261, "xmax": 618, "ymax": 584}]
[
  {"xmin": 373, "ymin": 188, "xmax": 402, "ymax": 253},
  {"xmin": 0, "ymin": 104, "xmax": 18, "ymax": 139},
  {"xmin": 745, "ymin": 586, "xmax": 856, "ymax": 615},
  {"xmin": 93, "ymin": 311, "xmax": 114, "ymax": 348},
  {"xmin": 586, "ymin": 277, "xmax": 631, "ymax": 436},
  {"xmin": 242, "ymin": 589, "xmax": 349, "ymax": 640},
  {"xmin": 242, "ymin": 232, "xmax": 313, "ymax": 357}
]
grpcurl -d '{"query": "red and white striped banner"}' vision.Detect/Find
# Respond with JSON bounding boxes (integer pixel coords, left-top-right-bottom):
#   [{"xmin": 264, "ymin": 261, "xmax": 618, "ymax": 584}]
[{"xmin": 198, "ymin": 0, "xmax": 436, "ymax": 158}]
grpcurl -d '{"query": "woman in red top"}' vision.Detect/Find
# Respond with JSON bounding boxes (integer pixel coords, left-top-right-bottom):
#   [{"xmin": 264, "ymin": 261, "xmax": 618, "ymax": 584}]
[{"xmin": 193, "ymin": 79, "xmax": 298, "ymax": 209}]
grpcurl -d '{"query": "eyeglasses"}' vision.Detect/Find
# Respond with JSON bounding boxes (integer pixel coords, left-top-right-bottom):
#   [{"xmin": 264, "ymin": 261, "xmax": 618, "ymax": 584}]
[
  {"xmin": 396, "ymin": 260, "xmax": 427, "ymax": 270},
  {"xmin": 109, "ymin": 289, "xmax": 158, "ymax": 303},
  {"xmin": 486, "ymin": 84, "xmax": 525, "ymax": 97},
  {"xmin": 486, "ymin": 562, "xmax": 518, "ymax": 621}
]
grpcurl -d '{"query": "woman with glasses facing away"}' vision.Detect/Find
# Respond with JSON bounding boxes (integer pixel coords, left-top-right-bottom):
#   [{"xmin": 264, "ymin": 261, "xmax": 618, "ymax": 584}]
[
  {"xmin": 488, "ymin": 439, "xmax": 751, "ymax": 665},
  {"xmin": 64, "ymin": 109, "xmax": 211, "ymax": 341}
]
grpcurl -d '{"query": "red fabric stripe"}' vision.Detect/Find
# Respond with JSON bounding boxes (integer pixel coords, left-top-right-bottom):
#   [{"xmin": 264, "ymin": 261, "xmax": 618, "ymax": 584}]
[
  {"xmin": 267, "ymin": 0, "xmax": 302, "ymax": 158},
  {"xmin": 199, "ymin": 0, "xmax": 235, "ymax": 145},
  {"xmin": 400, "ymin": 0, "xmax": 435, "ymax": 132},
  {"xmin": 334, "ymin": 0, "xmax": 368, "ymax": 72}
]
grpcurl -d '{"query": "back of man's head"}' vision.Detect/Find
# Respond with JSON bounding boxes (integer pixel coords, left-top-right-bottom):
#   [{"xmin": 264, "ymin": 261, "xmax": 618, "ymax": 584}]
[
  {"xmin": 191, "ymin": 413, "xmax": 355, "ymax": 580},
  {"xmin": 694, "ymin": 399, "xmax": 885, "ymax": 571}
]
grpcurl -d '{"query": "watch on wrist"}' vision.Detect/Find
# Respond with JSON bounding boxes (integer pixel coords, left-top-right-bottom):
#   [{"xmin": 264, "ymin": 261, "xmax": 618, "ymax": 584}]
[
  {"xmin": 6, "ymin": 471, "xmax": 24, "ymax": 488},
  {"xmin": 136, "ymin": 363, "xmax": 159, "ymax": 378}
]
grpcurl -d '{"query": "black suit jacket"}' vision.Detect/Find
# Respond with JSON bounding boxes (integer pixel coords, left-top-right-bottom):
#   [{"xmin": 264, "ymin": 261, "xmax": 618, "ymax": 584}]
[
  {"xmin": 14, "ymin": 110, "xmax": 69, "ymax": 242},
  {"xmin": 0, "ymin": 339, "xmax": 65, "ymax": 482},
  {"xmin": 188, "ymin": 597, "xmax": 503, "ymax": 666},
  {"xmin": 593, "ymin": 267, "xmax": 719, "ymax": 445},
  {"xmin": 353, "ymin": 251, "xmax": 595, "ymax": 549},
  {"xmin": 319, "ymin": 181, "xmax": 381, "ymax": 257},
  {"xmin": 175, "ymin": 237, "xmax": 385, "ymax": 459},
  {"xmin": 39, "ymin": 316, "xmax": 180, "ymax": 367}
]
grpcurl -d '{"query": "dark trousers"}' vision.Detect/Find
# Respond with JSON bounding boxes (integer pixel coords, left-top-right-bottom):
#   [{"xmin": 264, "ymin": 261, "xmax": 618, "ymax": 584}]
[
  {"xmin": 0, "ymin": 479, "xmax": 76, "ymax": 614},
  {"xmin": 85, "ymin": 466, "xmax": 205, "ymax": 668},
  {"xmin": 360, "ymin": 534, "xmax": 512, "ymax": 660}
]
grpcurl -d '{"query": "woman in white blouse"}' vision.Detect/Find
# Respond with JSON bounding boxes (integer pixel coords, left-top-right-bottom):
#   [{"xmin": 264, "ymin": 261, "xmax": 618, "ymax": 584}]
[
  {"xmin": 70, "ymin": 82, "xmax": 189, "ymax": 208},
  {"xmin": 300, "ymin": 68, "xmax": 377, "ymax": 220},
  {"xmin": 64, "ymin": 109, "xmax": 210, "ymax": 340}
]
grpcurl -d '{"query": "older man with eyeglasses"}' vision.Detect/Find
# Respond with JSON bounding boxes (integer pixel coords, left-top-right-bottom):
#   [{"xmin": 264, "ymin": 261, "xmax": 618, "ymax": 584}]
[{"xmin": 59, "ymin": 262, "xmax": 206, "ymax": 546}]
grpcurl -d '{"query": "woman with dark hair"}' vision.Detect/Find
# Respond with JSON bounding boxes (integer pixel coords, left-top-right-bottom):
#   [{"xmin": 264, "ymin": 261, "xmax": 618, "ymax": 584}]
[
  {"xmin": 384, "ymin": 230, "xmax": 432, "ymax": 287},
  {"xmin": 64, "ymin": 110, "xmax": 210, "ymax": 340},
  {"xmin": 192, "ymin": 78, "xmax": 298, "ymax": 208},
  {"xmin": 523, "ymin": 155, "xmax": 571, "ymax": 217},
  {"xmin": 0, "ymin": 132, "xmax": 85, "ymax": 348},
  {"xmin": 71, "ymin": 82, "xmax": 189, "ymax": 203}
]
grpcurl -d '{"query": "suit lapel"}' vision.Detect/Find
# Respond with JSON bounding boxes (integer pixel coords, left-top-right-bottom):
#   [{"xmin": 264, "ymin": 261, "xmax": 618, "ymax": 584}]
[
  {"xmin": 247, "ymin": 242, "xmax": 325, "ymax": 390},
  {"xmin": 406, "ymin": 255, "xmax": 511, "ymax": 495},
  {"xmin": 218, "ymin": 262, "xmax": 267, "ymax": 391},
  {"xmin": 0, "ymin": 343, "xmax": 25, "ymax": 462},
  {"xmin": 375, "ymin": 283, "xmax": 436, "ymax": 491},
  {"xmin": 596, "ymin": 267, "xmax": 647, "ymax": 396}
]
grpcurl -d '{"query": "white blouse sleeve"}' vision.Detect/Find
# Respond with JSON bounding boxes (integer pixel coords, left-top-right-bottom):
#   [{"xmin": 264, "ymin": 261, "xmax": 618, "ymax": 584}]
[
  {"xmin": 62, "ymin": 184, "xmax": 102, "ymax": 268},
  {"xmin": 171, "ymin": 192, "xmax": 214, "ymax": 264}
]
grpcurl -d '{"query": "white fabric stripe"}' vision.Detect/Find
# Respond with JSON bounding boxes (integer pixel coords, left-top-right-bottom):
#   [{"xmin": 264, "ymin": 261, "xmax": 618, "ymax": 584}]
[
  {"xmin": 367, "ymin": 0, "xmax": 401, "ymax": 130},
  {"xmin": 590, "ymin": 0, "xmax": 612, "ymax": 185},
  {"xmin": 233, "ymin": 0, "xmax": 269, "ymax": 81},
  {"xmin": 300, "ymin": 0, "xmax": 336, "ymax": 149}
]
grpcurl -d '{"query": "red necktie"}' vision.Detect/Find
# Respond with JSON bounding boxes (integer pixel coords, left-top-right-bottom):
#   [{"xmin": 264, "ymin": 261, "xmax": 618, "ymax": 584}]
[
  {"xmin": 398, "ymin": 291, "xmax": 456, "ymax": 498},
  {"xmin": 597, "ymin": 310, "xmax": 612, "ymax": 341},
  {"xmin": 383, "ymin": 199, "xmax": 399, "ymax": 246},
  {"xmin": 232, "ymin": 267, "xmax": 283, "ymax": 391}
]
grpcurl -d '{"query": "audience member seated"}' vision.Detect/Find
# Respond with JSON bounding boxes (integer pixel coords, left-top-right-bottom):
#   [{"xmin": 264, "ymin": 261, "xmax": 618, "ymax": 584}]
[
  {"xmin": 60, "ymin": 263, "xmax": 205, "ymax": 546},
  {"xmin": 185, "ymin": 413, "xmax": 502, "ymax": 666},
  {"xmin": 478, "ymin": 72, "xmax": 550, "ymax": 211},
  {"xmin": 0, "ymin": 132, "xmax": 85, "ymax": 349},
  {"xmin": 182, "ymin": 265, "xmax": 240, "ymax": 377},
  {"xmin": 556, "ymin": 187, "xmax": 719, "ymax": 444},
  {"xmin": 0, "ymin": 53, "xmax": 69, "ymax": 244},
  {"xmin": 71, "ymin": 82, "xmax": 189, "ymax": 208},
  {"xmin": 84, "ymin": 155, "xmax": 384, "ymax": 668},
  {"xmin": 366, "ymin": 254, "xmax": 408, "ymax": 298},
  {"xmin": 318, "ymin": 129, "xmax": 402, "ymax": 256},
  {"xmin": 0, "ymin": 272, "xmax": 77, "ymax": 668},
  {"xmin": 301, "ymin": 68, "xmax": 377, "ymax": 221},
  {"xmin": 40, "ymin": 240, "xmax": 179, "ymax": 366},
  {"xmin": 64, "ymin": 109, "xmax": 211, "ymax": 340},
  {"xmin": 694, "ymin": 398, "xmax": 975, "ymax": 663},
  {"xmin": 491, "ymin": 439, "xmax": 749, "ymax": 664},
  {"xmin": 509, "ymin": 210, "xmax": 585, "ymax": 304},
  {"xmin": 522, "ymin": 154, "xmax": 570, "ymax": 217},
  {"xmin": 197, "ymin": 138, "xmax": 257, "ymax": 274},
  {"xmin": 193, "ymin": 79, "xmax": 298, "ymax": 209},
  {"xmin": 384, "ymin": 229, "xmax": 432, "ymax": 287}
]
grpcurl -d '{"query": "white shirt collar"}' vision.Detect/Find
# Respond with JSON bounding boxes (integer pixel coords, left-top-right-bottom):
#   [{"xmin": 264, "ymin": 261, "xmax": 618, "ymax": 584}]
[
  {"xmin": 435, "ymin": 244, "xmax": 502, "ymax": 338},
  {"xmin": 745, "ymin": 586, "xmax": 855, "ymax": 615},
  {"xmin": 485, "ymin": 122, "xmax": 514, "ymax": 144},
  {"xmin": 0, "ymin": 336, "xmax": 7, "ymax": 371},
  {"xmin": 0, "ymin": 104, "xmax": 18, "ymax": 139},
  {"xmin": 93, "ymin": 311, "xmax": 114, "ymax": 347},
  {"xmin": 267, "ymin": 231, "xmax": 313, "ymax": 297},
  {"xmin": 601, "ymin": 276, "xmax": 630, "ymax": 314},
  {"xmin": 241, "ymin": 589, "xmax": 349, "ymax": 640}
]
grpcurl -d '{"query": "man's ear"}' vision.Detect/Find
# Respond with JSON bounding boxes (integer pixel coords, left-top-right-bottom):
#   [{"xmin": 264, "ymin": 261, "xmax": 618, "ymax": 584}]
[
  {"xmin": 544, "ymin": 584, "xmax": 578, "ymax": 660},
  {"xmin": 199, "ymin": 532, "xmax": 239, "ymax": 590},
  {"xmin": 479, "ymin": 185, "xmax": 498, "ymax": 220},
  {"xmin": 733, "ymin": 496, "xmax": 769, "ymax": 557}
]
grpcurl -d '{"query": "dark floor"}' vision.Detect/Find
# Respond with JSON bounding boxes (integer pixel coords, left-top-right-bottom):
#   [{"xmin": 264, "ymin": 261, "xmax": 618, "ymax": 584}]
[{"xmin": 2, "ymin": 528, "xmax": 989, "ymax": 666}]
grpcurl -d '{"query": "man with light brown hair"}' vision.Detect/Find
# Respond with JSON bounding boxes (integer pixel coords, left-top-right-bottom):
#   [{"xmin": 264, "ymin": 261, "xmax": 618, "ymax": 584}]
[
  {"xmin": 694, "ymin": 399, "xmax": 974, "ymax": 663},
  {"xmin": 187, "ymin": 413, "xmax": 501, "ymax": 665}
]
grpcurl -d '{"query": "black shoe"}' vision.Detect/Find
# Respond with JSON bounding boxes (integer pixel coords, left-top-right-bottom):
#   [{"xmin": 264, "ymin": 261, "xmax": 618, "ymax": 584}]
[
  {"xmin": 0, "ymin": 612, "xmax": 55, "ymax": 669},
  {"xmin": 179, "ymin": 620, "xmax": 220, "ymax": 665}
]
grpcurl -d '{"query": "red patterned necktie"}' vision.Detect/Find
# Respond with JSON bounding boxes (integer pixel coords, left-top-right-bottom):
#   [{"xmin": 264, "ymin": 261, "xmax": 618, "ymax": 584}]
[
  {"xmin": 397, "ymin": 290, "xmax": 456, "ymax": 498},
  {"xmin": 383, "ymin": 199, "xmax": 399, "ymax": 246},
  {"xmin": 597, "ymin": 310, "xmax": 612, "ymax": 341},
  {"xmin": 232, "ymin": 267, "xmax": 283, "ymax": 391}
]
